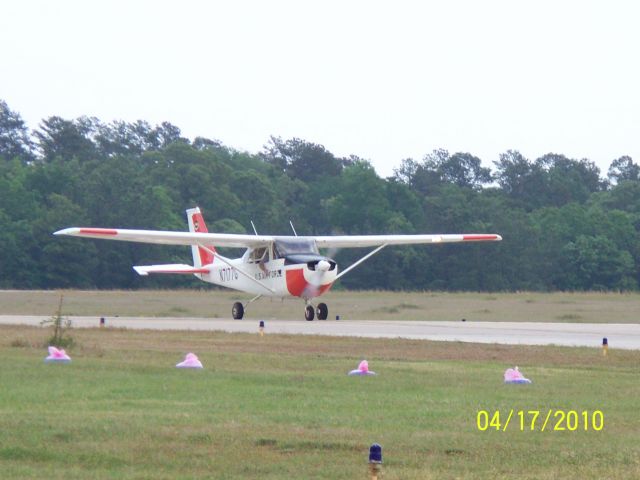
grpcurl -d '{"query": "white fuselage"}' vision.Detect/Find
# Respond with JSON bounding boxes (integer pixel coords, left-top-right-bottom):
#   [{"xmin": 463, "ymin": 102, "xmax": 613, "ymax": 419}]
[{"xmin": 196, "ymin": 257, "xmax": 338, "ymax": 299}]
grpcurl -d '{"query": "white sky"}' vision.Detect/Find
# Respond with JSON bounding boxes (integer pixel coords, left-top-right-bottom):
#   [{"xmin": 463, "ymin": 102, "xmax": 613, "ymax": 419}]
[{"xmin": 2, "ymin": 0, "xmax": 639, "ymax": 177}]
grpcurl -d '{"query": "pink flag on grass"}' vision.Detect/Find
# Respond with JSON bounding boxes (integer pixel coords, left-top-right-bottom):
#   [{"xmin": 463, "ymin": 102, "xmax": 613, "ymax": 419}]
[
  {"xmin": 504, "ymin": 366, "xmax": 531, "ymax": 384},
  {"xmin": 348, "ymin": 360, "xmax": 376, "ymax": 376},
  {"xmin": 44, "ymin": 346, "xmax": 71, "ymax": 363},
  {"xmin": 176, "ymin": 353, "xmax": 203, "ymax": 369}
]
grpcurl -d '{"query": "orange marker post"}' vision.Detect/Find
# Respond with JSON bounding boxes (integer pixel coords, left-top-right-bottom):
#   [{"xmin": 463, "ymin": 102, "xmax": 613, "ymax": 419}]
[
  {"xmin": 259, "ymin": 320, "xmax": 265, "ymax": 337},
  {"xmin": 602, "ymin": 337, "xmax": 608, "ymax": 357}
]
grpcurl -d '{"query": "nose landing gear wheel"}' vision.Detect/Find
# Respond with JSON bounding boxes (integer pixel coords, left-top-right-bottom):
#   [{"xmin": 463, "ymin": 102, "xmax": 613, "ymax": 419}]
[
  {"xmin": 304, "ymin": 305, "xmax": 315, "ymax": 321},
  {"xmin": 316, "ymin": 303, "xmax": 328, "ymax": 320},
  {"xmin": 232, "ymin": 302, "xmax": 244, "ymax": 320}
]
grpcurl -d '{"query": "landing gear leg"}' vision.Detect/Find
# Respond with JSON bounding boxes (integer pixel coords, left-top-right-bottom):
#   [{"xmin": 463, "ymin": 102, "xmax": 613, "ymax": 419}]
[
  {"xmin": 304, "ymin": 304, "xmax": 315, "ymax": 321},
  {"xmin": 316, "ymin": 302, "xmax": 328, "ymax": 320}
]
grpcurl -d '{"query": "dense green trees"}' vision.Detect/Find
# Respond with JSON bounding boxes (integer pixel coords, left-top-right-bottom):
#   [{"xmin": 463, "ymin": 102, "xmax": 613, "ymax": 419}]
[
  {"xmin": 0, "ymin": 101, "xmax": 34, "ymax": 162},
  {"xmin": 1, "ymin": 100, "xmax": 638, "ymax": 291}
]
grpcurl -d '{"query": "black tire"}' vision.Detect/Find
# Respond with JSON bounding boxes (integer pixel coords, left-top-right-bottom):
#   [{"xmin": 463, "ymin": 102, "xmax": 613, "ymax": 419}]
[
  {"xmin": 304, "ymin": 305, "xmax": 315, "ymax": 321},
  {"xmin": 232, "ymin": 302, "xmax": 244, "ymax": 320},
  {"xmin": 316, "ymin": 303, "xmax": 328, "ymax": 320}
]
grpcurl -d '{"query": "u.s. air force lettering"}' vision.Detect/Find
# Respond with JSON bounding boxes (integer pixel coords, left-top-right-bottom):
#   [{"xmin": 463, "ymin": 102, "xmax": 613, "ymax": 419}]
[{"xmin": 256, "ymin": 269, "xmax": 283, "ymax": 281}]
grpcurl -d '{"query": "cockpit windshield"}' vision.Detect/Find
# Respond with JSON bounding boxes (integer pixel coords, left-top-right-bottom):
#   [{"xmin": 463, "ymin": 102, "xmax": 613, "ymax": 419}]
[{"xmin": 273, "ymin": 238, "xmax": 319, "ymax": 257}]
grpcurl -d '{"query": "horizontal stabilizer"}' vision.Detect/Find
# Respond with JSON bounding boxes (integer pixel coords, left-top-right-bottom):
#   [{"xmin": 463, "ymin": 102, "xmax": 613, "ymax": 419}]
[{"xmin": 133, "ymin": 264, "xmax": 210, "ymax": 276}]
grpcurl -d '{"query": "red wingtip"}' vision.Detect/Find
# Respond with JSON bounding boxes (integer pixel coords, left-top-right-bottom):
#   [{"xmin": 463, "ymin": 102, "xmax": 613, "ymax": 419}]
[
  {"xmin": 463, "ymin": 234, "xmax": 502, "ymax": 241},
  {"xmin": 79, "ymin": 228, "xmax": 118, "ymax": 235}
]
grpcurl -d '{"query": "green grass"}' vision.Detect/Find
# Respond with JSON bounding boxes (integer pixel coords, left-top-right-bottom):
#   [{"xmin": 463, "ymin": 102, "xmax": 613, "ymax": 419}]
[
  {"xmin": 1, "ymin": 326, "xmax": 639, "ymax": 479},
  {"xmin": 1, "ymin": 289, "xmax": 640, "ymax": 322}
]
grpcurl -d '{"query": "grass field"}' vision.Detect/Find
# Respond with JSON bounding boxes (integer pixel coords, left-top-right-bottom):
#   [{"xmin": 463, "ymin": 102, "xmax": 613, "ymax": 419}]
[
  {"xmin": 1, "ymin": 323, "xmax": 639, "ymax": 479},
  {"xmin": 1, "ymin": 289, "xmax": 640, "ymax": 322}
]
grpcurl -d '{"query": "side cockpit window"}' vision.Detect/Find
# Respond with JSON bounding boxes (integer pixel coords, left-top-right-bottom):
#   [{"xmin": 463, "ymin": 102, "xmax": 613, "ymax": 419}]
[{"xmin": 249, "ymin": 247, "xmax": 268, "ymax": 263}]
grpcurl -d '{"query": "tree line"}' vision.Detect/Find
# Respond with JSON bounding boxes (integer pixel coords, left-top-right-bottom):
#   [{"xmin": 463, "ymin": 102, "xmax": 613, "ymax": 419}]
[{"xmin": 1, "ymin": 99, "xmax": 639, "ymax": 291}]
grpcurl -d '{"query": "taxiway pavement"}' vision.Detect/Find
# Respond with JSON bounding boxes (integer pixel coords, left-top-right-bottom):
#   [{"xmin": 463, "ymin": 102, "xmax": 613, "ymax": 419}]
[{"xmin": 1, "ymin": 315, "xmax": 639, "ymax": 349}]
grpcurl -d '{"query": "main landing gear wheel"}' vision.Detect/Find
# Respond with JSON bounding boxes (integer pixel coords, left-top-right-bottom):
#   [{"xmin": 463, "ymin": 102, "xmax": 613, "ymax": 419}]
[
  {"xmin": 304, "ymin": 305, "xmax": 315, "ymax": 321},
  {"xmin": 232, "ymin": 302, "xmax": 244, "ymax": 320},
  {"xmin": 316, "ymin": 303, "xmax": 328, "ymax": 320}
]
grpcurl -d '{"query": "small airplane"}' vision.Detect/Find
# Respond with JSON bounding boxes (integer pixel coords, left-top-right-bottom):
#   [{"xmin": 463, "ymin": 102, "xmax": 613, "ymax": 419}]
[{"xmin": 54, "ymin": 207, "xmax": 502, "ymax": 321}]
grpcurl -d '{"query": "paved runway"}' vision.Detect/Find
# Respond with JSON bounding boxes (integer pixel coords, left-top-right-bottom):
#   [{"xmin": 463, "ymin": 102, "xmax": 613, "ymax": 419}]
[{"xmin": 2, "ymin": 315, "xmax": 639, "ymax": 349}]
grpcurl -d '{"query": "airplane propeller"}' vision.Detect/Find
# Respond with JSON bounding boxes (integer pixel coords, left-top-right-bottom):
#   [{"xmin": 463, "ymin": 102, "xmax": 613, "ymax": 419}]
[{"xmin": 303, "ymin": 258, "xmax": 334, "ymax": 297}]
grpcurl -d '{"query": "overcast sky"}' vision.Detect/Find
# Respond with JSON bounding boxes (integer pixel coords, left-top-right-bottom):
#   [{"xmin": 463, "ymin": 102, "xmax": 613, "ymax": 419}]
[{"xmin": 2, "ymin": 0, "xmax": 639, "ymax": 177}]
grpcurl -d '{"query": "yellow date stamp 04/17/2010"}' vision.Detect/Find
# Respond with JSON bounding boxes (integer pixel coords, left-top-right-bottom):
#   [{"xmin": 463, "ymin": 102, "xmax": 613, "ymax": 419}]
[{"xmin": 476, "ymin": 410, "xmax": 604, "ymax": 432}]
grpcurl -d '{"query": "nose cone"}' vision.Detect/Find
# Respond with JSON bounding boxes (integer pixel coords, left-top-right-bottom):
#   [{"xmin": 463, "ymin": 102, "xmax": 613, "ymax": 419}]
[{"xmin": 316, "ymin": 260, "xmax": 331, "ymax": 272}]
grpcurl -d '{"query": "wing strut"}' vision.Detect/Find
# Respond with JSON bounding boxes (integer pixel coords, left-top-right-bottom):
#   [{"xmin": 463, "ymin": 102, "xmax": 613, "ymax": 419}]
[
  {"xmin": 334, "ymin": 244, "xmax": 388, "ymax": 281},
  {"xmin": 198, "ymin": 244, "xmax": 276, "ymax": 294}
]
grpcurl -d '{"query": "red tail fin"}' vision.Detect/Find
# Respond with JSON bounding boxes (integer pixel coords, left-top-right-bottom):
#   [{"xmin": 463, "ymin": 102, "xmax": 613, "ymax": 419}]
[{"xmin": 186, "ymin": 207, "xmax": 216, "ymax": 266}]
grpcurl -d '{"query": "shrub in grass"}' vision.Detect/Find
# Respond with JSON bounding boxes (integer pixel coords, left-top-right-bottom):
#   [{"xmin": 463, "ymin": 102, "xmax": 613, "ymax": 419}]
[{"xmin": 40, "ymin": 294, "xmax": 75, "ymax": 349}]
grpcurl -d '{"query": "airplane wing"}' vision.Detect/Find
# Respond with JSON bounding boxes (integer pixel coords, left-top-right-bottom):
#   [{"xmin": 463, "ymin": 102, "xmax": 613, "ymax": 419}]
[
  {"xmin": 54, "ymin": 228, "xmax": 501, "ymax": 249},
  {"xmin": 53, "ymin": 227, "xmax": 273, "ymax": 249},
  {"xmin": 313, "ymin": 234, "xmax": 502, "ymax": 248}
]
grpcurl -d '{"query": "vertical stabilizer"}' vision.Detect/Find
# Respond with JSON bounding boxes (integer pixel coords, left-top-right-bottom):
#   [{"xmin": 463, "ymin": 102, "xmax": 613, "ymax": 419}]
[{"xmin": 186, "ymin": 207, "xmax": 216, "ymax": 267}]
